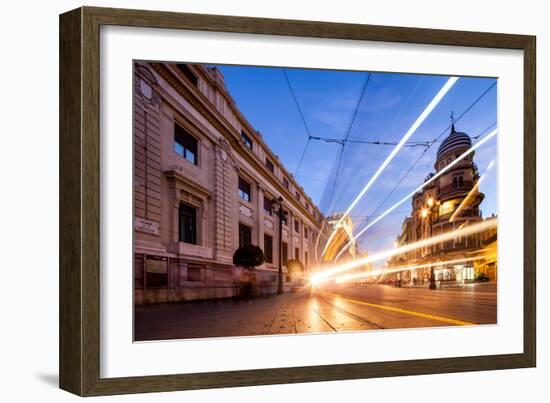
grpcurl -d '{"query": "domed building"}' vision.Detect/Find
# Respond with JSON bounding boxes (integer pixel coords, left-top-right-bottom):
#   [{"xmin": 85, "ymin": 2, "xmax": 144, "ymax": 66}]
[{"xmin": 388, "ymin": 119, "xmax": 497, "ymax": 287}]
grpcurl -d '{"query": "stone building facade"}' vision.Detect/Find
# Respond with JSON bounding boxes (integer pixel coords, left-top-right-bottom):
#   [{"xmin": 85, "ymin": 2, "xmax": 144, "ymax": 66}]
[
  {"xmin": 133, "ymin": 62, "xmax": 327, "ymax": 304},
  {"xmin": 388, "ymin": 123, "xmax": 497, "ymax": 286},
  {"xmin": 322, "ymin": 214, "xmax": 357, "ymax": 262}
]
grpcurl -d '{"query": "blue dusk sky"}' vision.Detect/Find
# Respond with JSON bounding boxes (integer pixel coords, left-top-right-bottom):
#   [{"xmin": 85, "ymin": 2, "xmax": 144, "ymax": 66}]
[{"xmin": 212, "ymin": 64, "xmax": 498, "ymax": 258}]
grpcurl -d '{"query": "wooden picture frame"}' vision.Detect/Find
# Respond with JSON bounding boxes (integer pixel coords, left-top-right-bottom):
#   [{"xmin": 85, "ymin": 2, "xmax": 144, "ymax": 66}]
[{"xmin": 59, "ymin": 6, "xmax": 536, "ymax": 396}]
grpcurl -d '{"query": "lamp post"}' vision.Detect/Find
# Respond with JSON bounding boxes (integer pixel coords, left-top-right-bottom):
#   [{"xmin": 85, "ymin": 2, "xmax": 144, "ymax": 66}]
[
  {"xmin": 271, "ymin": 196, "xmax": 288, "ymax": 295},
  {"xmin": 422, "ymin": 197, "xmax": 437, "ymax": 290}
]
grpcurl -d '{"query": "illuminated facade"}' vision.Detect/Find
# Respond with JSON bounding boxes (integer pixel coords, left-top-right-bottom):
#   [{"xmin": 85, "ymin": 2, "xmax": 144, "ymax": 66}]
[
  {"xmin": 322, "ymin": 214, "xmax": 357, "ymax": 262},
  {"xmin": 389, "ymin": 123, "xmax": 497, "ymax": 286},
  {"xmin": 133, "ymin": 62, "xmax": 327, "ymax": 304}
]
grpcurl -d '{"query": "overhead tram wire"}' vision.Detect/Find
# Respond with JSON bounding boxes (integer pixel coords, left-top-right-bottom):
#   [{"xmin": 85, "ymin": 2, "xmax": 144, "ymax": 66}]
[
  {"xmin": 282, "ymin": 68, "xmax": 313, "ymax": 139},
  {"xmin": 330, "ymin": 80, "xmax": 498, "ymax": 260},
  {"xmin": 313, "ymin": 72, "xmax": 371, "ymax": 262},
  {"xmin": 282, "ymin": 68, "xmax": 315, "ymax": 178},
  {"xmin": 333, "ymin": 125, "xmax": 498, "ymax": 261},
  {"xmin": 308, "ymin": 81, "xmax": 497, "ymax": 150},
  {"xmin": 352, "ymin": 209, "xmax": 410, "ymax": 223},
  {"xmin": 320, "ymin": 76, "xmax": 460, "ymax": 260},
  {"xmin": 369, "ymin": 147, "xmax": 430, "ymax": 219},
  {"xmin": 310, "ymin": 136, "xmax": 432, "ymax": 148},
  {"xmin": 367, "ymin": 81, "xmax": 497, "ymax": 220},
  {"xmin": 289, "ymin": 74, "xmax": 494, "ymax": 178},
  {"xmin": 472, "ymin": 121, "xmax": 497, "ymax": 140},
  {"xmin": 326, "ymin": 72, "xmax": 372, "ymax": 213},
  {"xmin": 347, "ymin": 121, "xmax": 498, "ymax": 258},
  {"xmin": 294, "ymin": 139, "xmax": 312, "ymax": 178},
  {"xmin": 366, "ymin": 122, "xmax": 495, "ymax": 229}
]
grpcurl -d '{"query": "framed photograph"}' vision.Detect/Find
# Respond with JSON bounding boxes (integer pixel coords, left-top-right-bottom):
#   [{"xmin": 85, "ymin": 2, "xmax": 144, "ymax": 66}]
[{"xmin": 59, "ymin": 6, "xmax": 536, "ymax": 396}]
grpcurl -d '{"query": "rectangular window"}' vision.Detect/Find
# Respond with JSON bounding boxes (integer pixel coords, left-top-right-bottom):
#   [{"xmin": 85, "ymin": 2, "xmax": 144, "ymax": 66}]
[
  {"xmin": 238, "ymin": 177, "xmax": 252, "ymax": 202},
  {"xmin": 264, "ymin": 234, "xmax": 273, "ymax": 263},
  {"xmin": 178, "ymin": 203, "xmax": 197, "ymax": 244},
  {"xmin": 263, "ymin": 197, "xmax": 273, "ymax": 216},
  {"xmin": 265, "ymin": 158, "xmax": 275, "ymax": 173},
  {"xmin": 176, "ymin": 64, "xmax": 198, "ymax": 86},
  {"xmin": 239, "ymin": 224, "xmax": 252, "ymax": 247},
  {"xmin": 282, "ymin": 242, "xmax": 288, "ymax": 265},
  {"xmin": 174, "ymin": 123, "xmax": 198, "ymax": 165},
  {"xmin": 241, "ymin": 131, "xmax": 253, "ymax": 149},
  {"xmin": 295, "ymin": 247, "xmax": 300, "ymax": 260},
  {"xmin": 281, "ymin": 214, "xmax": 288, "ymax": 226},
  {"xmin": 305, "ymin": 251, "xmax": 309, "ymax": 268},
  {"xmin": 283, "ymin": 177, "xmax": 289, "ymax": 189},
  {"xmin": 304, "ymin": 227, "xmax": 308, "ymax": 239},
  {"xmin": 294, "ymin": 220, "xmax": 300, "ymax": 233}
]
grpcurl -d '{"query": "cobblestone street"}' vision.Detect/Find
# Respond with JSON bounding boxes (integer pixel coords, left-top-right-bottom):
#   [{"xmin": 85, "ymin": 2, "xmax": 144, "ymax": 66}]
[{"xmin": 135, "ymin": 283, "xmax": 497, "ymax": 341}]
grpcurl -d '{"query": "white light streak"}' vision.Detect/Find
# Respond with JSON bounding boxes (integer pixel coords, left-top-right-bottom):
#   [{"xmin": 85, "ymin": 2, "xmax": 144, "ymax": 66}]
[
  {"xmin": 450, "ymin": 159, "xmax": 495, "ymax": 222},
  {"xmin": 315, "ymin": 217, "xmax": 496, "ymax": 282},
  {"xmin": 321, "ymin": 77, "xmax": 459, "ymax": 259},
  {"xmin": 334, "ymin": 128, "xmax": 498, "ymax": 261},
  {"xmin": 335, "ymin": 256, "xmax": 486, "ymax": 283}
]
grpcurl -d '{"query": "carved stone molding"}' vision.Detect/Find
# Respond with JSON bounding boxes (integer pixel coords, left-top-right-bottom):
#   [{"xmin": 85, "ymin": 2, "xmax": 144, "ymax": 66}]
[
  {"xmin": 215, "ymin": 138, "xmax": 238, "ymax": 170},
  {"xmin": 135, "ymin": 64, "xmax": 160, "ymax": 108}
]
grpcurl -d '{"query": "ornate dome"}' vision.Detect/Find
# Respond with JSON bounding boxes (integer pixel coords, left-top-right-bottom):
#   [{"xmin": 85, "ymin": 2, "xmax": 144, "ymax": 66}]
[{"xmin": 436, "ymin": 128, "xmax": 472, "ymax": 160}]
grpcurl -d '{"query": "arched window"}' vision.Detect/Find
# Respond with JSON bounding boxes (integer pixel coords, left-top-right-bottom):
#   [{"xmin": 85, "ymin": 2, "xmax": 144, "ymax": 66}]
[
  {"xmin": 459, "ymin": 176, "xmax": 464, "ymax": 187},
  {"xmin": 453, "ymin": 177, "xmax": 458, "ymax": 188}
]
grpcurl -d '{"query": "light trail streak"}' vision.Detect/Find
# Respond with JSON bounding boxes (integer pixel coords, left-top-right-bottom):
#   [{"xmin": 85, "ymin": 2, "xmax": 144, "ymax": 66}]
[
  {"xmin": 313, "ymin": 217, "xmax": 329, "ymax": 262},
  {"xmin": 316, "ymin": 291, "xmax": 476, "ymax": 326},
  {"xmin": 450, "ymin": 160, "xmax": 495, "ymax": 222},
  {"xmin": 320, "ymin": 77, "xmax": 459, "ymax": 258},
  {"xmin": 312, "ymin": 217, "xmax": 497, "ymax": 283},
  {"xmin": 334, "ymin": 256, "xmax": 486, "ymax": 283},
  {"xmin": 334, "ymin": 128, "xmax": 498, "ymax": 261},
  {"xmin": 320, "ymin": 229, "xmax": 338, "ymax": 261}
]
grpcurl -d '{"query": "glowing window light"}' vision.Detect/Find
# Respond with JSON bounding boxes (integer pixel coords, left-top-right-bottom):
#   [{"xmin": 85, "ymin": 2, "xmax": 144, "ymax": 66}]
[
  {"xmin": 335, "ymin": 256, "xmax": 486, "ymax": 283},
  {"xmin": 316, "ymin": 217, "xmax": 496, "ymax": 282}
]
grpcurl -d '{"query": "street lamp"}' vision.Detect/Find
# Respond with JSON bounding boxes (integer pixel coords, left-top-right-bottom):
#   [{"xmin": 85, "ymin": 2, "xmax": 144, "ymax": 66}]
[
  {"xmin": 271, "ymin": 196, "xmax": 288, "ymax": 295},
  {"xmin": 422, "ymin": 198, "xmax": 437, "ymax": 290}
]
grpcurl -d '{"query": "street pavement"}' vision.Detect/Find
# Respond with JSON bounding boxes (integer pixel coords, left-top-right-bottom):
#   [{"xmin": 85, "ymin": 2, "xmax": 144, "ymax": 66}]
[{"xmin": 134, "ymin": 283, "xmax": 497, "ymax": 341}]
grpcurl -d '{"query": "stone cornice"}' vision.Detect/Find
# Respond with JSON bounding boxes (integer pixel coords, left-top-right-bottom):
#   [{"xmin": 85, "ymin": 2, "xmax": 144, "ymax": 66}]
[
  {"xmin": 151, "ymin": 62, "xmax": 323, "ymax": 227},
  {"xmin": 164, "ymin": 168, "xmax": 212, "ymax": 200},
  {"xmin": 195, "ymin": 65, "xmax": 308, "ymax": 201}
]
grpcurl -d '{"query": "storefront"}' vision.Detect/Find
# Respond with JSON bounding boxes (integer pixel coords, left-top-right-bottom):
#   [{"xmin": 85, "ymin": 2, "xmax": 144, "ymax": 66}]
[{"xmin": 434, "ymin": 264, "xmax": 475, "ymax": 283}]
